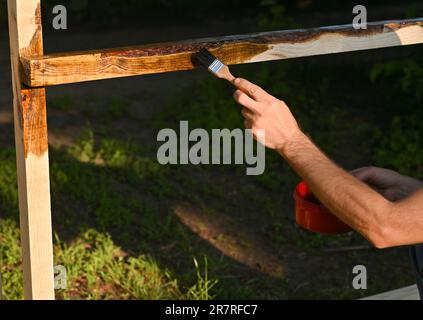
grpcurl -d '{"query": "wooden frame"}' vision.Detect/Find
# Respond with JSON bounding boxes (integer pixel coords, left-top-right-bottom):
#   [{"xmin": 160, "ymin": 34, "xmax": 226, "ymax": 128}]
[
  {"xmin": 20, "ymin": 18, "xmax": 423, "ymax": 87},
  {"xmin": 4, "ymin": 0, "xmax": 423, "ymax": 300},
  {"xmin": 7, "ymin": 0, "xmax": 54, "ymax": 300}
]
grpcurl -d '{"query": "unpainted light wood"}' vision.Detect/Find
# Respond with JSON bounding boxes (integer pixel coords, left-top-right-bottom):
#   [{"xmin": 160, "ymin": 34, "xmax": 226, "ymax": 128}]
[
  {"xmin": 8, "ymin": 0, "xmax": 55, "ymax": 300},
  {"xmin": 361, "ymin": 285, "xmax": 420, "ymax": 300},
  {"xmin": 20, "ymin": 18, "xmax": 423, "ymax": 87}
]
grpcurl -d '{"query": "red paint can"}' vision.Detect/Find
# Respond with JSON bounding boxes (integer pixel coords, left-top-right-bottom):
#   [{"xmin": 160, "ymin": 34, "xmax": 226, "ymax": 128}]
[{"xmin": 293, "ymin": 181, "xmax": 352, "ymax": 234}]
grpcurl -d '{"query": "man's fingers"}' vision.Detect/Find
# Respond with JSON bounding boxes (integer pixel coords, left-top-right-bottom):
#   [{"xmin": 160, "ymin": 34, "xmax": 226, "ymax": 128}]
[
  {"xmin": 234, "ymin": 90, "xmax": 259, "ymax": 112},
  {"xmin": 350, "ymin": 166, "xmax": 376, "ymax": 181},
  {"xmin": 241, "ymin": 108, "xmax": 255, "ymax": 121},
  {"xmin": 234, "ymin": 78, "xmax": 272, "ymax": 102}
]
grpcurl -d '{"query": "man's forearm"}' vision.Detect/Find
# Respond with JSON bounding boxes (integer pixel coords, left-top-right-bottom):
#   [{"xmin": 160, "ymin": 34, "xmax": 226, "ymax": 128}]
[
  {"xmin": 232, "ymin": 77, "xmax": 423, "ymax": 247},
  {"xmin": 278, "ymin": 132, "xmax": 392, "ymax": 247}
]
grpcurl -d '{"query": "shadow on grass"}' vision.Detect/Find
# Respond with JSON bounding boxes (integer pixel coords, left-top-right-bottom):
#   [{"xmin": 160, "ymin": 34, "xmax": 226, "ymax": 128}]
[{"xmin": 0, "ymin": 139, "xmax": 295, "ymax": 299}]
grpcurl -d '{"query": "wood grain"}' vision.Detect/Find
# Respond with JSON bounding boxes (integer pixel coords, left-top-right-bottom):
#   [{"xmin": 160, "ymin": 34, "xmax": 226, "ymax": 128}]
[
  {"xmin": 20, "ymin": 18, "xmax": 423, "ymax": 87},
  {"xmin": 361, "ymin": 285, "xmax": 420, "ymax": 300},
  {"xmin": 8, "ymin": 0, "xmax": 55, "ymax": 300}
]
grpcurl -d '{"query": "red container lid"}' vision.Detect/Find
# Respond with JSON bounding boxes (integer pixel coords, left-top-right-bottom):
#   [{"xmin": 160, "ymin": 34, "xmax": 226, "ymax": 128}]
[{"xmin": 294, "ymin": 181, "xmax": 352, "ymax": 234}]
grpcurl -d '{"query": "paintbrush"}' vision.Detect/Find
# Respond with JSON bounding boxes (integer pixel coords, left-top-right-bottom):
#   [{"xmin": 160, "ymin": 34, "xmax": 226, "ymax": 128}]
[{"xmin": 192, "ymin": 48, "xmax": 236, "ymax": 83}]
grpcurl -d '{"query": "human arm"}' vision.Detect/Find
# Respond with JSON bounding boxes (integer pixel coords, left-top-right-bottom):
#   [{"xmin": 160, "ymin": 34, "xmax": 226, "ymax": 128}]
[{"xmin": 233, "ymin": 77, "xmax": 423, "ymax": 248}]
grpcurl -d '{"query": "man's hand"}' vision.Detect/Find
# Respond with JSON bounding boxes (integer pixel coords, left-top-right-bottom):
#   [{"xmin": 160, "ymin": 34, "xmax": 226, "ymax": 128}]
[
  {"xmin": 233, "ymin": 78, "xmax": 302, "ymax": 152},
  {"xmin": 232, "ymin": 77, "xmax": 423, "ymax": 247},
  {"xmin": 351, "ymin": 166, "xmax": 423, "ymax": 201}
]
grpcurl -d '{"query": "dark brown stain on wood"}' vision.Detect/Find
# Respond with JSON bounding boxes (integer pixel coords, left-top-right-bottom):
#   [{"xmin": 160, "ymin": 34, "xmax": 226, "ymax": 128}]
[
  {"xmin": 99, "ymin": 39, "xmax": 268, "ymax": 59},
  {"xmin": 96, "ymin": 19, "xmax": 423, "ymax": 59},
  {"xmin": 384, "ymin": 19, "xmax": 423, "ymax": 31},
  {"xmin": 96, "ymin": 42, "xmax": 269, "ymax": 75},
  {"xmin": 16, "ymin": 3, "xmax": 48, "ymax": 158},
  {"xmin": 20, "ymin": 88, "xmax": 48, "ymax": 158},
  {"xmin": 21, "ymin": 18, "xmax": 423, "ymax": 87}
]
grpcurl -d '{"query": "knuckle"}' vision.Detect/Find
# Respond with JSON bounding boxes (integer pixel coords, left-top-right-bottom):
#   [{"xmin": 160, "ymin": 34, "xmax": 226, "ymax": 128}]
[
  {"xmin": 237, "ymin": 78, "xmax": 247, "ymax": 88},
  {"xmin": 249, "ymin": 85, "xmax": 258, "ymax": 95},
  {"xmin": 234, "ymin": 91, "xmax": 246, "ymax": 104}
]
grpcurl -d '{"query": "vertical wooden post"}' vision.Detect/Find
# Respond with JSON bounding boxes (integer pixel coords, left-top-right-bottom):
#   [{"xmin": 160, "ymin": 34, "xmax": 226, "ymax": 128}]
[{"xmin": 7, "ymin": 0, "xmax": 55, "ymax": 300}]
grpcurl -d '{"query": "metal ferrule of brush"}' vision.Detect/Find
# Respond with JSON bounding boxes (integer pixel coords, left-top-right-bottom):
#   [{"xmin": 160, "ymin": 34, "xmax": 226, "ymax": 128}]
[{"xmin": 208, "ymin": 59, "xmax": 225, "ymax": 74}]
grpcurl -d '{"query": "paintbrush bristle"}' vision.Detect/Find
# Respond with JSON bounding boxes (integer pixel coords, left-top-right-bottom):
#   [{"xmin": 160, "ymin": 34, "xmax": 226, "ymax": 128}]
[
  {"xmin": 191, "ymin": 48, "xmax": 217, "ymax": 69},
  {"xmin": 192, "ymin": 48, "xmax": 236, "ymax": 83}
]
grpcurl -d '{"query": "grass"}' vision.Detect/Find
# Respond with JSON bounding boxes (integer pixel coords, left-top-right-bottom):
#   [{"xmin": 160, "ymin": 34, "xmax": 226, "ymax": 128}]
[
  {"xmin": 53, "ymin": 229, "xmax": 182, "ymax": 300},
  {"xmin": 0, "ymin": 137, "xmax": 219, "ymax": 299},
  {"xmin": 50, "ymin": 95, "xmax": 74, "ymax": 111},
  {"xmin": 373, "ymin": 116, "xmax": 423, "ymax": 177},
  {"xmin": 187, "ymin": 257, "xmax": 218, "ymax": 300},
  {"xmin": 0, "ymin": 219, "xmax": 22, "ymax": 299},
  {"xmin": 0, "ymin": 217, "xmax": 216, "ymax": 300},
  {"xmin": 105, "ymin": 97, "xmax": 129, "ymax": 120}
]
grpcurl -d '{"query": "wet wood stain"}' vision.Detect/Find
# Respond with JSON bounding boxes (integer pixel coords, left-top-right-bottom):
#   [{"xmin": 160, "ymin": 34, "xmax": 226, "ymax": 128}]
[
  {"xmin": 20, "ymin": 18, "xmax": 423, "ymax": 87},
  {"xmin": 20, "ymin": 88, "xmax": 48, "ymax": 157}
]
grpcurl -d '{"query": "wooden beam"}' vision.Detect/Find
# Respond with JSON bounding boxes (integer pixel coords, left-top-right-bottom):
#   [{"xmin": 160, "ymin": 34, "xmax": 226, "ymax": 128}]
[
  {"xmin": 8, "ymin": 0, "xmax": 55, "ymax": 300},
  {"xmin": 361, "ymin": 285, "xmax": 420, "ymax": 300},
  {"xmin": 21, "ymin": 18, "xmax": 423, "ymax": 87}
]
